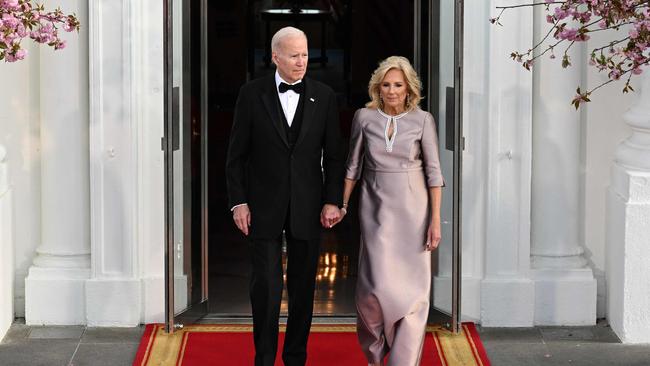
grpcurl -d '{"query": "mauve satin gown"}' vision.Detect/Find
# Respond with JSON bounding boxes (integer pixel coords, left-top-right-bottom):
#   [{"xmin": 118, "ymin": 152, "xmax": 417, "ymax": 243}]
[{"xmin": 345, "ymin": 107, "xmax": 444, "ymax": 365}]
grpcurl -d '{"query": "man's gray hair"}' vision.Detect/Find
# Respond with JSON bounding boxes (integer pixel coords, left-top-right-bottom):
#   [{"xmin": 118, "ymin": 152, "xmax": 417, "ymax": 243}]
[{"xmin": 271, "ymin": 27, "xmax": 307, "ymax": 53}]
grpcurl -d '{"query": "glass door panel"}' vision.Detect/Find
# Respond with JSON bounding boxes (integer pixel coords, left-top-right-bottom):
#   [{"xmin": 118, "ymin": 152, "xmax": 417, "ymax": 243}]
[
  {"xmin": 428, "ymin": 0, "xmax": 463, "ymax": 333},
  {"xmin": 164, "ymin": 0, "xmax": 208, "ymax": 333}
]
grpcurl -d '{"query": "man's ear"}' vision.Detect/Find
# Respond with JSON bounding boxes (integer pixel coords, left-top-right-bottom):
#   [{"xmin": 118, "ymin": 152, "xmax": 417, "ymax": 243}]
[{"xmin": 271, "ymin": 51, "xmax": 278, "ymax": 66}]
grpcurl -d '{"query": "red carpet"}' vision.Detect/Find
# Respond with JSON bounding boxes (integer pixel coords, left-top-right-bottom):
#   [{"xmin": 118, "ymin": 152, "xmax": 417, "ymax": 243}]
[{"xmin": 134, "ymin": 323, "xmax": 490, "ymax": 365}]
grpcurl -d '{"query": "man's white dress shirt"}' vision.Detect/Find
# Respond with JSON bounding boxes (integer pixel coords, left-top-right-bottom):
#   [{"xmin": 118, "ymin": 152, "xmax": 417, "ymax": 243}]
[{"xmin": 275, "ymin": 71, "xmax": 303, "ymax": 126}]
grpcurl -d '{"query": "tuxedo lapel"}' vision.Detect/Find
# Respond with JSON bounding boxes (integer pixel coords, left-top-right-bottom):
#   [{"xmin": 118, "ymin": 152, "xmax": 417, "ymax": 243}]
[
  {"xmin": 295, "ymin": 78, "xmax": 317, "ymax": 148},
  {"xmin": 260, "ymin": 77, "xmax": 289, "ymax": 147}
]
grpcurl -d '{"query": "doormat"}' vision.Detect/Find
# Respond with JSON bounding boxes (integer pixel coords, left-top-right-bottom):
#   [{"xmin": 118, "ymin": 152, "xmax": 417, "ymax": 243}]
[{"xmin": 133, "ymin": 323, "xmax": 490, "ymax": 366}]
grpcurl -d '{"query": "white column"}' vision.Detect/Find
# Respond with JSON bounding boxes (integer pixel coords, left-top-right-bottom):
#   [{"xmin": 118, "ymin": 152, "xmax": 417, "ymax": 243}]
[
  {"xmin": 0, "ymin": 145, "xmax": 14, "ymax": 338},
  {"xmin": 530, "ymin": 6, "xmax": 596, "ymax": 325},
  {"xmin": 25, "ymin": 0, "xmax": 90, "ymax": 325},
  {"xmin": 606, "ymin": 72, "xmax": 650, "ymax": 343}
]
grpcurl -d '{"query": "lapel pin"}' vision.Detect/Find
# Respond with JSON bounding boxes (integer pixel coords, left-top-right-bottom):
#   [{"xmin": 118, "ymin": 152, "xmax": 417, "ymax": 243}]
[{"xmin": 310, "ymin": 98, "xmax": 315, "ymax": 102}]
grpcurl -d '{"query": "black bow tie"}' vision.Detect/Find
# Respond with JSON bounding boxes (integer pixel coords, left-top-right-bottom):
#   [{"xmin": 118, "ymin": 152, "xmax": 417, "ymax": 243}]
[{"xmin": 279, "ymin": 82, "xmax": 304, "ymax": 94}]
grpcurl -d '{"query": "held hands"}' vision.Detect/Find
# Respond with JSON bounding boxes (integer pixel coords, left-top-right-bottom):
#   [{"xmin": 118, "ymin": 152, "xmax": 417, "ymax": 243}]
[
  {"xmin": 232, "ymin": 204, "xmax": 251, "ymax": 236},
  {"xmin": 235, "ymin": 203, "xmax": 345, "ymax": 234},
  {"xmin": 320, "ymin": 204, "xmax": 344, "ymax": 228},
  {"xmin": 425, "ymin": 219, "xmax": 441, "ymax": 251}
]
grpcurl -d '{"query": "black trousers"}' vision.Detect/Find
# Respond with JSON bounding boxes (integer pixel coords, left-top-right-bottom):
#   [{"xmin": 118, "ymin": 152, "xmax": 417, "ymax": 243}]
[{"xmin": 249, "ymin": 221, "xmax": 320, "ymax": 366}]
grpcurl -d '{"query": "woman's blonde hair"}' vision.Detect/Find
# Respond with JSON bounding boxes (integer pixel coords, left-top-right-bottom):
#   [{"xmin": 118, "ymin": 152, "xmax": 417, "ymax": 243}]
[{"xmin": 366, "ymin": 56, "xmax": 422, "ymax": 111}]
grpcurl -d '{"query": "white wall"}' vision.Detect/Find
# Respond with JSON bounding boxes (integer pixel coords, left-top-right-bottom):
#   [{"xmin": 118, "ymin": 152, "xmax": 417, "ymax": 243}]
[
  {"xmin": 0, "ymin": 41, "xmax": 41, "ymax": 319},
  {"xmin": 582, "ymin": 31, "xmax": 633, "ymax": 318}
]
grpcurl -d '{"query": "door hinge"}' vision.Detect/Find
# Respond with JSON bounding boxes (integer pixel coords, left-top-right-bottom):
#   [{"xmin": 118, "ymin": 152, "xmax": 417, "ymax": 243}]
[{"xmin": 161, "ymin": 137, "xmax": 166, "ymax": 151}]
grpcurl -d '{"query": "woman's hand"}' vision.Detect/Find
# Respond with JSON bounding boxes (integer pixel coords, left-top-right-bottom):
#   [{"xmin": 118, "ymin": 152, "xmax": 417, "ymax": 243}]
[{"xmin": 425, "ymin": 219, "xmax": 441, "ymax": 251}]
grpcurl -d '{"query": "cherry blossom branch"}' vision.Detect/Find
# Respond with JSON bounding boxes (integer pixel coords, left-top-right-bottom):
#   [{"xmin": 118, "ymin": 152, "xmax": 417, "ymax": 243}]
[
  {"xmin": 492, "ymin": 0, "xmax": 650, "ymax": 108},
  {"xmin": 0, "ymin": 0, "xmax": 79, "ymax": 62}
]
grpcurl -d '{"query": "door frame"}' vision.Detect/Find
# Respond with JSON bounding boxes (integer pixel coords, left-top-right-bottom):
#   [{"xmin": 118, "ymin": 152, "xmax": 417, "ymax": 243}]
[
  {"xmin": 163, "ymin": 0, "xmax": 210, "ymax": 334},
  {"xmin": 424, "ymin": 0, "xmax": 464, "ymax": 334},
  {"xmin": 451, "ymin": 0, "xmax": 464, "ymax": 335},
  {"xmin": 163, "ymin": 0, "xmax": 464, "ymax": 333}
]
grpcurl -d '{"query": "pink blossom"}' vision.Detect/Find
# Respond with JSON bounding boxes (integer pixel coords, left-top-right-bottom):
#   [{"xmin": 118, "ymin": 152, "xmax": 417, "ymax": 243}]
[
  {"xmin": 2, "ymin": 13, "xmax": 19, "ymax": 28},
  {"xmin": 559, "ymin": 28, "xmax": 579, "ymax": 41},
  {"xmin": 1, "ymin": 0, "xmax": 19, "ymax": 10},
  {"xmin": 14, "ymin": 48, "xmax": 26, "ymax": 60},
  {"xmin": 554, "ymin": 7, "xmax": 569, "ymax": 20},
  {"xmin": 16, "ymin": 23, "xmax": 27, "ymax": 37},
  {"xmin": 1, "ymin": 0, "xmax": 79, "ymax": 62}
]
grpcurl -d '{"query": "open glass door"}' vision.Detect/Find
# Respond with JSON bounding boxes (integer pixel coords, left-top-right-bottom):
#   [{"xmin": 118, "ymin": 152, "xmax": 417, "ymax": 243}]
[
  {"xmin": 427, "ymin": 0, "xmax": 464, "ymax": 333},
  {"xmin": 163, "ymin": 0, "xmax": 209, "ymax": 333}
]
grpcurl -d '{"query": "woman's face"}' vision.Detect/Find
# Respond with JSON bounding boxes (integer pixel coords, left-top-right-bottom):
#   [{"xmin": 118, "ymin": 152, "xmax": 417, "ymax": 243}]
[{"xmin": 379, "ymin": 68, "xmax": 408, "ymax": 110}]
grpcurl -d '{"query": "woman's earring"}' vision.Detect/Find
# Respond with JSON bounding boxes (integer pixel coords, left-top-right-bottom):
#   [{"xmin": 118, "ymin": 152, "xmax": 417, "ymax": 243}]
[{"xmin": 406, "ymin": 94, "xmax": 410, "ymax": 106}]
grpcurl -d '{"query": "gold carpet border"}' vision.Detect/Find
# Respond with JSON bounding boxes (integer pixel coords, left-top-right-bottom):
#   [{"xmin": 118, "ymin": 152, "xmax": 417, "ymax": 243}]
[
  {"xmin": 142, "ymin": 324, "xmax": 479, "ymax": 366},
  {"xmin": 426, "ymin": 324, "xmax": 482, "ymax": 366},
  {"xmin": 173, "ymin": 324, "xmax": 445, "ymax": 334}
]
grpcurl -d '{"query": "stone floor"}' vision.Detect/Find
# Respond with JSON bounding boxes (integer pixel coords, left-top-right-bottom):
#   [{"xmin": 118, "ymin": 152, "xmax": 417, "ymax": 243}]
[{"xmin": 1, "ymin": 319, "xmax": 649, "ymax": 365}]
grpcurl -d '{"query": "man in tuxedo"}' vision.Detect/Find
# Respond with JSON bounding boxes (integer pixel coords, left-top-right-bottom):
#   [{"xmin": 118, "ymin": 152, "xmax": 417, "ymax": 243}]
[{"xmin": 226, "ymin": 27, "xmax": 344, "ymax": 366}]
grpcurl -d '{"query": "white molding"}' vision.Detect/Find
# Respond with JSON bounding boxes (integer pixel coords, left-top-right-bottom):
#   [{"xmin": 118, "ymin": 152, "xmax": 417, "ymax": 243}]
[
  {"xmin": 466, "ymin": 0, "xmax": 536, "ymax": 327},
  {"xmin": 133, "ymin": 0, "xmax": 165, "ymax": 284},
  {"xmin": 86, "ymin": 279, "xmax": 141, "ymax": 326},
  {"xmin": 485, "ymin": 0, "xmax": 533, "ymax": 278},
  {"xmin": 25, "ymin": 267, "xmax": 89, "ymax": 325},
  {"xmin": 89, "ymin": 0, "xmax": 137, "ymax": 279},
  {"xmin": 481, "ymin": 279, "xmax": 534, "ymax": 327},
  {"xmin": 532, "ymin": 269, "xmax": 597, "ymax": 325}
]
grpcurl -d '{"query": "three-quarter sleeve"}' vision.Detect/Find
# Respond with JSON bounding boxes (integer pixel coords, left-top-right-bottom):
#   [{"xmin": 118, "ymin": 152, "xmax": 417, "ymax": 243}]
[
  {"xmin": 421, "ymin": 112, "xmax": 445, "ymax": 187},
  {"xmin": 345, "ymin": 109, "xmax": 365, "ymax": 180}
]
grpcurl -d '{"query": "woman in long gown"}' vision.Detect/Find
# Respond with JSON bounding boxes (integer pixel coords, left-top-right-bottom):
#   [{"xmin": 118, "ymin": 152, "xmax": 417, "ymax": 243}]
[{"xmin": 340, "ymin": 56, "xmax": 444, "ymax": 366}]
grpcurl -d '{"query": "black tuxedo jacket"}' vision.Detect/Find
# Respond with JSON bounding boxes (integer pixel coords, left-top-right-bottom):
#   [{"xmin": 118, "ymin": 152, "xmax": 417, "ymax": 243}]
[{"xmin": 226, "ymin": 75, "xmax": 344, "ymax": 240}]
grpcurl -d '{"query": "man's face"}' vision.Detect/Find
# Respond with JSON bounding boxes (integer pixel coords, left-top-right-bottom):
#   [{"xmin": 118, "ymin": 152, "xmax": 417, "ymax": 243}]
[{"xmin": 272, "ymin": 35, "xmax": 308, "ymax": 83}]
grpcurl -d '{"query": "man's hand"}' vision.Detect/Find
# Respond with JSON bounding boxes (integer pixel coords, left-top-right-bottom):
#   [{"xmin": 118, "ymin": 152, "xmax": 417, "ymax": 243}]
[
  {"xmin": 233, "ymin": 204, "xmax": 251, "ymax": 236},
  {"xmin": 320, "ymin": 204, "xmax": 341, "ymax": 228}
]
